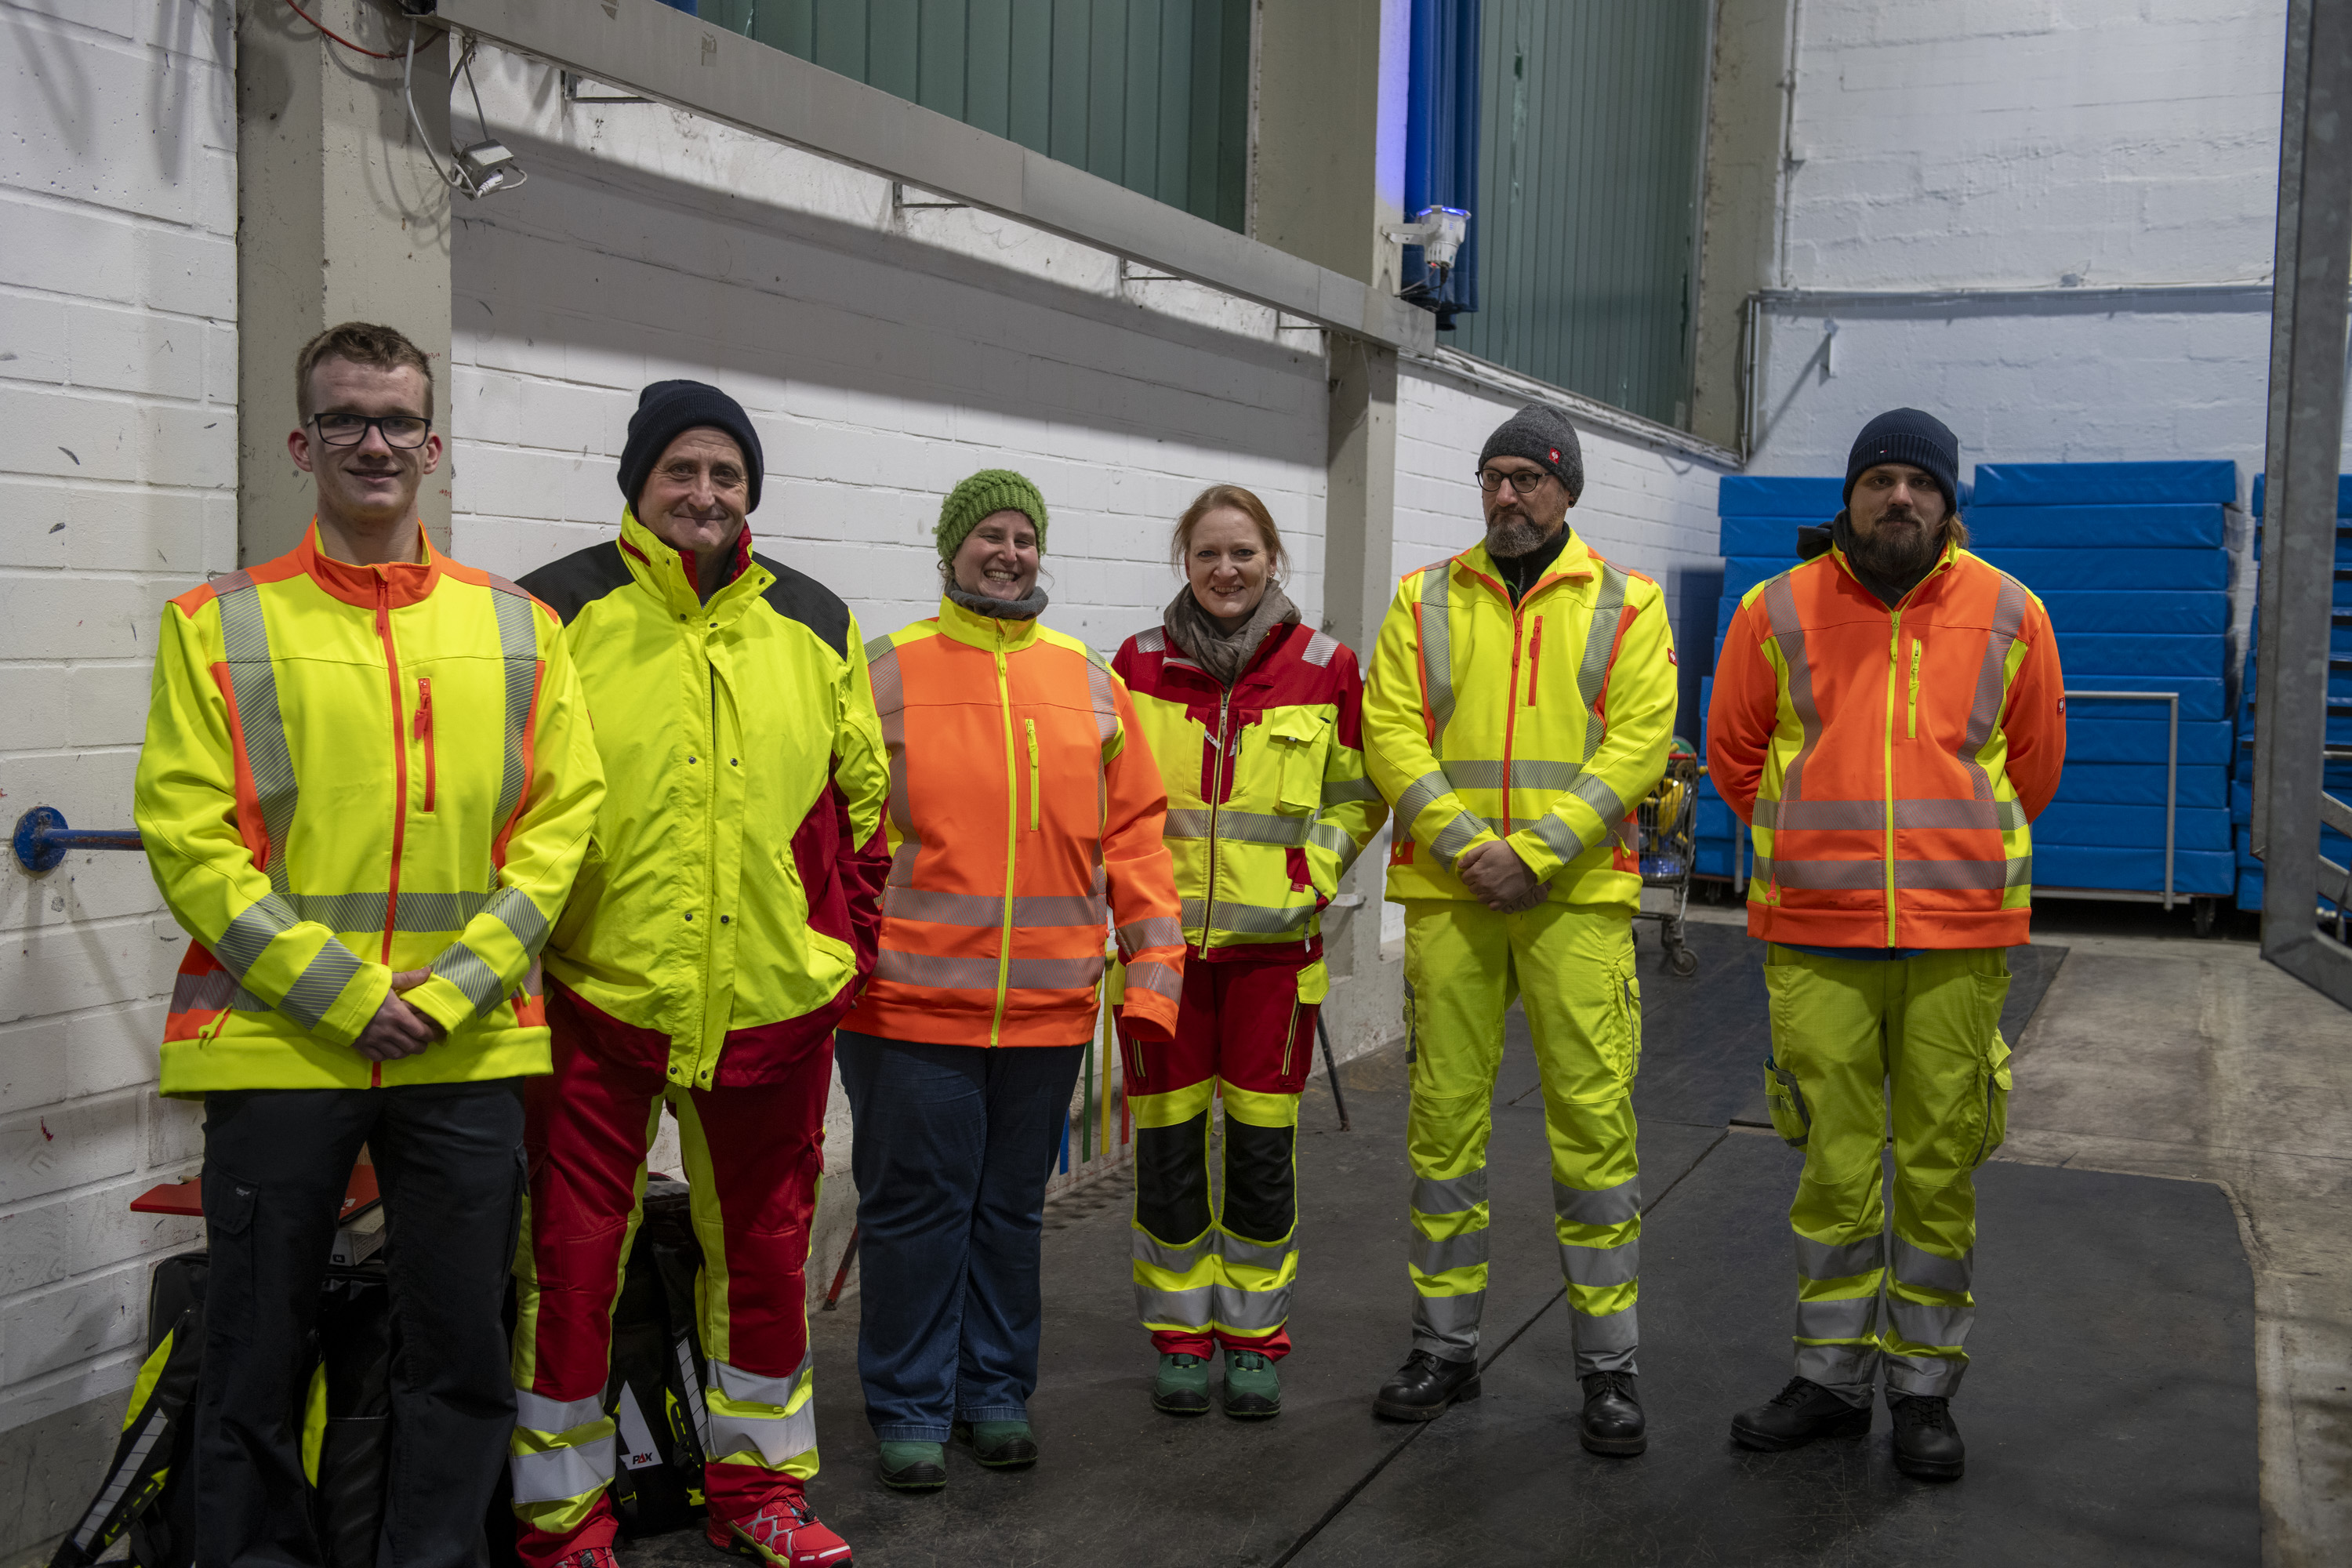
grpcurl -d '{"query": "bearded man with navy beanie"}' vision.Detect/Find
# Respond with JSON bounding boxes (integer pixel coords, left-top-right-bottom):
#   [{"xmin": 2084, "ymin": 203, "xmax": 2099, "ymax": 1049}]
[{"xmin": 505, "ymin": 379, "xmax": 888, "ymax": 1567}]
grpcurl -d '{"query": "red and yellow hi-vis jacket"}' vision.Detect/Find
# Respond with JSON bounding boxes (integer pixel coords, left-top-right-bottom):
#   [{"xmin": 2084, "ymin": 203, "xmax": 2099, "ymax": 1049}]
[
  {"xmin": 136, "ymin": 524, "xmax": 604, "ymax": 1093},
  {"xmin": 1363, "ymin": 532, "xmax": 1677, "ymax": 908},
  {"xmin": 1707, "ymin": 539, "xmax": 2067, "ymax": 949},
  {"xmin": 1112, "ymin": 619, "xmax": 1385, "ymax": 961},
  {"xmin": 517, "ymin": 510, "xmax": 890, "ymax": 1091},
  {"xmin": 842, "ymin": 596, "xmax": 1186, "ymax": 1047}
]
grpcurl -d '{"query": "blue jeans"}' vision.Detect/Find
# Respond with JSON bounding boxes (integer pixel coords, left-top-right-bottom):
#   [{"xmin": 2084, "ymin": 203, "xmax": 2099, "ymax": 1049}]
[{"xmin": 836, "ymin": 1031, "xmax": 1085, "ymax": 1443}]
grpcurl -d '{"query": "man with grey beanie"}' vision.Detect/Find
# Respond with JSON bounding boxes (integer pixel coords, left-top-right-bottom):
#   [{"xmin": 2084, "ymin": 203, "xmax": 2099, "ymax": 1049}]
[{"xmin": 1360, "ymin": 402, "xmax": 1679, "ymax": 1454}]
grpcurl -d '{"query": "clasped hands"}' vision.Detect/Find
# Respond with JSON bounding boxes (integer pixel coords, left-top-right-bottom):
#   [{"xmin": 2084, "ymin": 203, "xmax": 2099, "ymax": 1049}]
[
  {"xmin": 1457, "ymin": 837, "xmax": 1549, "ymax": 913},
  {"xmin": 351, "ymin": 969, "xmax": 447, "ymax": 1062}
]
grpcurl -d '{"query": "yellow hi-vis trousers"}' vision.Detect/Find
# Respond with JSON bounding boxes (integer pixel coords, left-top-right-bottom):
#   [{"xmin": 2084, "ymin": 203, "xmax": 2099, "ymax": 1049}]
[
  {"xmin": 1402, "ymin": 900, "xmax": 1642, "ymax": 1374},
  {"xmin": 1760, "ymin": 944, "xmax": 2013, "ymax": 1402}
]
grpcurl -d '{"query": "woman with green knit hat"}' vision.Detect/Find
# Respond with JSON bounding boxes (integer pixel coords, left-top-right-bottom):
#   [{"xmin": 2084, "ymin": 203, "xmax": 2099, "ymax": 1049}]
[{"xmin": 838, "ymin": 470, "xmax": 1187, "ymax": 1491}]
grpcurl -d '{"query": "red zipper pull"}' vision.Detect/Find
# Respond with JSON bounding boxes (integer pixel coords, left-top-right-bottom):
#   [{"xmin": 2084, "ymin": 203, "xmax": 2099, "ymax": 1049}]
[{"xmin": 414, "ymin": 677, "xmax": 432, "ymax": 739}]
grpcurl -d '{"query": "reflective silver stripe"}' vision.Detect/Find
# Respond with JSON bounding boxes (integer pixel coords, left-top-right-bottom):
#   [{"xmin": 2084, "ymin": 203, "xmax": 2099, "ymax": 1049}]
[
  {"xmin": 1553, "ymin": 1175, "xmax": 1641, "ymax": 1229},
  {"xmin": 1307, "ymin": 821, "xmax": 1354, "ymax": 858},
  {"xmin": 1443, "ymin": 758, "xmax": 1581, "ymax": 791},
  {"xmin": 1757, "ymin": 797, "xmax": 2027, "ymax": 833},
  {"xmin": 1137, "ymin": 1283, "xmax": 1216, "ymax": 1325},
  {"xmin": 1795, "ymin": 1234, "xmax": 1886, "ymax": 1282},
  {"xmin": 1217, "ymin": 1232, "xmax": 1294, "ymax": 1272},
  {"xmin": 214, "ymin": 578, "xmax": 299, "ymax": 898},
  {"xmin": 1321, "ymin": 776, "xmax": 1383, "ymax": 804},
  {"xmin": 709, "ymin": 1354, "xmax": 809, "ymax": 1409},
  {"xmin": 1412, "ymin": 1170, "xmax": 1488, "ymax": 1214},
  {"xmin": 1760, "ymin": 572, "xmax": 1825, "ymax": 809},
  {"xmin": 1392, "ymin": 770, "xmax": 1454, "ymax": 830},
  {"xmin": 1894, "ymin": 856, "xmax": 2033, "ymax": 891},
  {"xmin": 706, "ymin": 1404, "xmax": 818, "ymax": 1467},
  {"xmin": 515, "ymin": 1388, "xmax": 605, "ymax": 1435},
  {"xmin": 283, "ymin": 891, "xmax": 392, "ymax": 931},
  {"xmin": 1180, "ymin": 898, "xmax": 1310, "ymax": 935},
  {"xmin": 1410, "ymin": 1229, "xmax": 1489, "ymax": 1277},
  {"xmin": 1125, "ymin": 958, "xmax": 1182, "ymax": 1000},
  {"xmin": 1766, "ymin": 858, "xmax": 1890, "ymax": 891},
  {"xmin": 485, "ymin": 884, "xmax": 550, "ymax": 954},
  {"xmin": 887, "ymin": 840, "xmax": 919, "ymax": 887},
  {"xmin": 1429, "ymin": 810, "xmax": 1488, "ymax": 867},
  {"xmin": 215, "ymin": 894, "xmax": 299, "ymax": 979},
  {"xmin": 1962, "ymin": 573, "xmax": 2031, "ymax": 765},
  {"xmin": 1210, "ymin": 1281, "xmax": 1292, "ymax": 1332},
  {"xmin": 508, "ymin": 1439, "xmax": 613, "ymax": 1504},
  {"xmin": 1523, "ymin": 812, "xmax": 1587, "ymax": 866},
  {"xmin": 1795, "ymin": 1295, "xmax": 1879, "ymax": 1341},
  {"xmin": 278, "ymin": 938, "xmax": 365, "ymax": 1031},
  {"xmin": 868, "ymin": 641, "xmax": 912, "ymax": 831},
  {"xmin": 873, "ymin": 950, "xmax": 1105, "ymax": 990},
  {"xmin": 1163, "ymin": 809, "xmax": 1312, "ymax": 846},
  {"xmin": 1118, "ymin": 916, "xmax": 1184, "ymax": 952},
  {"xmin": 1301, "ymin": 630, "xmax": 1339, "ymax": 667},
  {"xmin": 885, "ymin": 887, "xmax": 1103, "ymax": 928},
  {"xmin": 1893, "ymin": 1238, "xmax": 1973, "ymax": 1295},
  {"xmin": 1886, "ymin": 1298, "xmax": 1974, "ymax": 1349},
  {"xmin": 1132, "ymin": 1229, "xmax": 1214, "ymax": 1273},
  {"xmin": 1135, "ymin": 626, "xmax": 1167, "ymax": 654},
  {"xmin": 1084, "ymin": 655, "xmax": 1120, "ymax": 746},
  {"xmin": 1570, "ymin": 1301, "xmax": 1639, "ymax": 1356},
  {"xmin": 1410, "ymin": 1287, "xmax": 1485, "ymax": 1356},
  {"xmin": 488, "ymin": 585, "xmax": 540, "ymax": 840},
  {"xmin": 71, "ymin": 1399, "xmax": 170, "ymax": 1549},
  {"xmin": 1574, "ymin": 563, "xmax": 1630, "ymax": 766},
  {"xmin": 1561, "ymin": 1239, "xmax": 1639, "ymax": 1288},
  {"xmin": 1795, "ymin": 1341, "xmax": 1881, "ymax": 1394},
  {"xmin": 1882, "ymin": 1350, "xmax": 1967, "ymax": 1397},
  {"xmin": 1416, "ymin": 559, "xmax": 1457, "ymax": 746},
  {"xmin": 1569, "ymin": 769, "xmax": 1626, "ymax": 827},
  {"xmin": 171, "ymin": 967, "xmax": 269, "ymax": 1014},
  {"xmin": 431, "ymin": 942, "xmax": 508, "ymax": 1019}
]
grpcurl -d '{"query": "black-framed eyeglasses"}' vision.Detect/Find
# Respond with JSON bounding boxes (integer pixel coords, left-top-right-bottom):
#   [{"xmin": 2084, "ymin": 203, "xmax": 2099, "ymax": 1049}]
[
  {"xmin": 311, "ymin": 413, "xmax": 433, "ymax": 448},
  {"xmin": 1476, "ymin": 466, "xmax": 1552, "ymax": 495}
]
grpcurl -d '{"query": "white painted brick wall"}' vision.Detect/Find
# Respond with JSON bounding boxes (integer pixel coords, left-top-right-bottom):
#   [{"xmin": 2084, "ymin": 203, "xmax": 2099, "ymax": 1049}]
[
  {"xmin": 0, "ymin": 0, "xmax": 234, "ymax": 1439},
  {"xmin": 1753, "ymin": 0, "xmax": 2299, "ymax": 481}
]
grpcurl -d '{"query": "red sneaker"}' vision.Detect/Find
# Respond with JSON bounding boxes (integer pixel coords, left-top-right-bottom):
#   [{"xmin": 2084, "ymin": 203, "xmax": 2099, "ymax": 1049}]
[
  {"xmin": 549, "ymin": 1546, "xmax": 620, "ymax": 1568},
  {"xmin": 708, "ymin": 1490, "xmax": 853, "ymax": 1567}
]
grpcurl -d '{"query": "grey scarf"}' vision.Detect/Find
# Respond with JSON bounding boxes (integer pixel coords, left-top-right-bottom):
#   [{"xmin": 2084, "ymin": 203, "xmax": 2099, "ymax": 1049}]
[
  {"xmin": 1165, "ymin": 583, "xmax": 1301, "ymax": 687},
  {"xmin": 946, "ymin": 583, "xmax": 1050, "ymax": 621}
]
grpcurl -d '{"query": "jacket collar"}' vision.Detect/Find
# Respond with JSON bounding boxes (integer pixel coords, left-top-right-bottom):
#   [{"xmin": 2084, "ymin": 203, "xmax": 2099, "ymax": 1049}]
[
  {"xmin": 1457, "ymin": 528, "xmax": 1597, "ymax": 602},
  {"xmin": 299, "ymin": 520, "xmax": 442, "ymax": 609},
  {"xmin": 1824, "ymin": 533, "xmax": 1961, "ymax": 611},
  {"xmin": 619, "ymin": 509, "xmax": 771, "ymax": 625},
  {"xmin": 937, "ymin": 592, "xmax": 1044, "ymax": 652}
]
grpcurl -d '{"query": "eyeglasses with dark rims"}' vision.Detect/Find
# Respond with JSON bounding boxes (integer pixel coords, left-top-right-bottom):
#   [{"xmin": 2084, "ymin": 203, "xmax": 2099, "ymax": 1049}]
[{"xmin": 310, "ymin": 413, "xmax": 433, "ymax": 448}]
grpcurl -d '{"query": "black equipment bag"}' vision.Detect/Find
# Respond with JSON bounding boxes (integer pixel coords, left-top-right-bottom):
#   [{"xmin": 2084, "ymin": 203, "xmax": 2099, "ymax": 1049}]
[
  {"xmin": 605, "ymin": 1174, "xmax": 710, "ymax": 1537},
  {"xmin": 49, "ymin": 1253, "xmax": 207, "ymax": 1568}
]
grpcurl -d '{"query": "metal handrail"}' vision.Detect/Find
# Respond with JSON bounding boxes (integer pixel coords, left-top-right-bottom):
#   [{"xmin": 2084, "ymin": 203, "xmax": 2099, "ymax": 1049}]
[
  {"xmin": 2061, "ymin": 691, "xmax": 2181, "ymax": 909},
  {"xmin": 13, "ymin": 808, "xmax": 142, "ymax": 873}
]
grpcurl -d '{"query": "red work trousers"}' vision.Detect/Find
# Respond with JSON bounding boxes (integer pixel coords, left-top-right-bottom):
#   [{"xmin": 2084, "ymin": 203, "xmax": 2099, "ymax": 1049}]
[
  {"xmin": 1128, "ymin": 955, "xmax": 1319, "ymax": 1360},
  {"xmin": 507, "ymin": 989, "xmax": 829, "ymax": 1566}
]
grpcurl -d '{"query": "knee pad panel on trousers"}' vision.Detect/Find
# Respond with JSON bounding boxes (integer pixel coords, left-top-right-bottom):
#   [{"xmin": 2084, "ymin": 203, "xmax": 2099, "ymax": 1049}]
[
  {"xmin": 1220, "ymin": 1120, "xmax": 1297, "ymax": 1244},
  {"xmin": 1135, "ymin": 1113, "xmax": 1213, "ymax": 1243}
]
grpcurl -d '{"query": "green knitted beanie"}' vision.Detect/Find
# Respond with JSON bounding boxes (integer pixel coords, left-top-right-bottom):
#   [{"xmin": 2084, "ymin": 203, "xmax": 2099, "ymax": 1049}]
[{"xmin": 935, "ymin": 470, "xmax": 1049, "ymax": 563}]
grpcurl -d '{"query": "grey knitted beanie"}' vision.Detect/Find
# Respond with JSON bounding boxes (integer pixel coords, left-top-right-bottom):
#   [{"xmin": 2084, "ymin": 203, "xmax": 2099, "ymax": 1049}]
[{"xmin": 1478, "ymin": 402, "xmax": 1585, "ymax": 502}]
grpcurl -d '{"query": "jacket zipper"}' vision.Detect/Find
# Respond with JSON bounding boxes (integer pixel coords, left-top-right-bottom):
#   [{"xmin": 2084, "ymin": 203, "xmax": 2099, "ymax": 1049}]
[
  {"xmin": 1526, "ymin": 615, "xmax": 1544, "ymax": 706},
  {"xmin": 1198, "ymin": 689, "xmax": 1234, "ymax": 957},
  {"xmin": 1907, "ymin": 640, "xmax": 1922, "ymax": 739},
  {"xmin": 1279, "ymin": 994, "xmax": 1300, "ymax": 1079},
  {"xmin": 375, "ymin": 576, "xmax": 410, "ymax": 1090},
  {"xmin": 1500, "ymin": 595, "xmax": 1526, "ymax": 833},
  {"xmin": 1883, "ymin": 609, "xmax": 1904, "ymax": 946},
  {"xmin": 414, "ymin": 677, "xmax": 436, "ymax": 812},
  {"xmin": 992, "ymin": 636, "xmax": 1018, "ymax": 1046},
  {"xmin": 1025, "ymin": 719, "xmax": 1040, "ymax": 831}
]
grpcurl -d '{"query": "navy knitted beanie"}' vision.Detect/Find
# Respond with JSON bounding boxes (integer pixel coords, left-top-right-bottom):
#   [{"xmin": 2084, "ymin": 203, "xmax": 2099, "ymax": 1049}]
[
  {"xmin": 618, "ymin": 379, "xmax": 765, "ymax": 514},
  {"xmin": 1843, "ymin": 408, "xmax": 1958, "ymax": 513}
]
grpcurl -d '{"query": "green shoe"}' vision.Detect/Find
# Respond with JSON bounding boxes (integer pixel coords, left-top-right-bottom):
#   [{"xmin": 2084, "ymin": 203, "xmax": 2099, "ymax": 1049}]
[
  {"xmin": 877, "ymin": 1439, "xmax": 946, "ymax": 1491},
  {"xmin": 1153, "ymin": 1352, "xmax": 1211, "ymax": 1416},
  {"xmin": 953, "ymin": 1418, "xmax": 1039, "ymax": 1468},
  {"xmin": 1223, "ymin": 1349, "xmax": 1282, "ymax": 1420}
]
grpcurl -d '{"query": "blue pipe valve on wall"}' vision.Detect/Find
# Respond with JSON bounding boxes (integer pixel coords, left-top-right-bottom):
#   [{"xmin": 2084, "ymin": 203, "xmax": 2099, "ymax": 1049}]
[{"xmin": 13, "ymin": 808, "xmax": 143, "ymax": 873}]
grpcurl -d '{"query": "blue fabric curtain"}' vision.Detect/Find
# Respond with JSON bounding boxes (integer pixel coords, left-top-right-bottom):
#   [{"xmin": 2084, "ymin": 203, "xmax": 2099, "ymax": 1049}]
[{"xmin": 1403, "ymin": 0, "xmax": 1482, "ymax": 328}]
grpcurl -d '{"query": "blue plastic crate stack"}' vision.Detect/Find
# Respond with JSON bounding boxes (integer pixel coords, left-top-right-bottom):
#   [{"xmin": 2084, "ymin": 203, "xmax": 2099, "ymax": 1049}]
[
  {"xmin": 1968, "ymin": 460, "xmax": 2239, "ymax": 901},
  {"xmin": 1695, "ymin": 475, "xmax": 1851, "ymax": 882},
  {"xmin": 2232, "ymin": 474, "xmax": 2352, "ymax": 915}
]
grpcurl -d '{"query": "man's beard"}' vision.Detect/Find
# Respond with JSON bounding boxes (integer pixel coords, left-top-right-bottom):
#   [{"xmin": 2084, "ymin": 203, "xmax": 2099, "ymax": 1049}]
[
  {"xmin": 1484, "ymin": 510, "xmax": 1555, "ymax": 558},
  {"xmin": 1847, "ymin": 510, "xmax": 1942, "ymax": 582}
]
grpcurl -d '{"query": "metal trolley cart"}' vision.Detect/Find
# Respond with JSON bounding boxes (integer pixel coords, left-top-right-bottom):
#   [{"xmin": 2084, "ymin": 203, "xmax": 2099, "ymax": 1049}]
[{"xmin": 1634, "ymin": 744, "xmax": 1701, "ymax": 977}]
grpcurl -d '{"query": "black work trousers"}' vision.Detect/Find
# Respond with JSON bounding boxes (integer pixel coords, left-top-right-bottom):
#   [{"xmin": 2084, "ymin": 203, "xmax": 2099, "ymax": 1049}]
[{"xmin": 194, "ymin": 1079, "xmax": 527, "ymax": 1568}]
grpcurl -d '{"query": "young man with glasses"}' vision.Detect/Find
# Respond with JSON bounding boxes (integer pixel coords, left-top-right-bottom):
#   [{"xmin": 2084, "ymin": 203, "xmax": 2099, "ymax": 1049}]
[
  {"xmin": 134, "ymin": 321, "xmax": 604, "ymax": 1564},
  {"xmin": 1359, "ymin": 402, "xmax": 1677, "ymax": 1454}
]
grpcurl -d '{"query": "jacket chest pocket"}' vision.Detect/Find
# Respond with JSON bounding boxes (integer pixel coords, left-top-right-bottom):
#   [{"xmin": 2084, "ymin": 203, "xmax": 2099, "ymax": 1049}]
[{"xmin": 1264, "ymin": 710, "xmax": 1327, "ymax": 814}]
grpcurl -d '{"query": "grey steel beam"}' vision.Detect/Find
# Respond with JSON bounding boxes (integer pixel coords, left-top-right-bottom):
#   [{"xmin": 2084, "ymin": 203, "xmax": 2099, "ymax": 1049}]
[
  {"xmin": 2256, "ymin": 0, "xmax": 2352, "ymax": 1004},
  {"xmin": 425, "ymin": 0, "xmax": 1434, "ymax": 354}
]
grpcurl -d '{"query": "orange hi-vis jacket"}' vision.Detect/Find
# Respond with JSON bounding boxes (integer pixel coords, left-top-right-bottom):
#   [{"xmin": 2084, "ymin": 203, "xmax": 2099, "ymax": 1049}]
[
  {"xmin": 842, "ymin": 596, "xmax": 1187, "ymax": 1047},
  {"xmin": 136, "ymin": 524, "xmax": 604, "ymax": 1093},
  {"xmin": 1707, "ymin": 538, "xmax": 2068, "ymax": 949}
]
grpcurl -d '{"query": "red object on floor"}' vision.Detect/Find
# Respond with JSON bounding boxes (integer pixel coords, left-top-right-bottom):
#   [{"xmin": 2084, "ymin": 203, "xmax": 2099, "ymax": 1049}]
[{"xmin": 131, "ymin": 1162, "xmax": 380, "ymax": 1220}]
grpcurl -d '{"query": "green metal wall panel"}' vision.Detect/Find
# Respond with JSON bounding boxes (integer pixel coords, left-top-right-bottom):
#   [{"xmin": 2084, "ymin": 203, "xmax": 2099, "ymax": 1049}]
[
  {"xmin": 1454, "ymin": 1, "xmax": 1710, "ymax": 427},
  {"xmin": 725, "ymin": 0, "xmax": 1250, "ymax": 231}
]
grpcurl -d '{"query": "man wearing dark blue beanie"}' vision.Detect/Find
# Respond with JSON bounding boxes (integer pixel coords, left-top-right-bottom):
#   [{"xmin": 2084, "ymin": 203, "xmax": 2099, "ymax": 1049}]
[{"xmin": 1831, "ymin": 408, "xmax": 1968, "ymax": 609}]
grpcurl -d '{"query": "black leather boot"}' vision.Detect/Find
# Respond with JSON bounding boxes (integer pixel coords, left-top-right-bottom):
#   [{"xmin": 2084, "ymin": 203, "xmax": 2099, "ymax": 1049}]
[
  {"xmin": 1578, "ymin": 1372, "xmax": 1646, "ymax": 1456},
  {"xmin": 1374, "ymin": 1350, "xmax": 1482, "ymax": 1421},
  {"xmin": 1887, "ymin": 1392, "xmax": 1965, "ymax": 1479},
  {"xmin": 1730, "ymin": 1376, "xmax": 1874, "ymax": 1451}
]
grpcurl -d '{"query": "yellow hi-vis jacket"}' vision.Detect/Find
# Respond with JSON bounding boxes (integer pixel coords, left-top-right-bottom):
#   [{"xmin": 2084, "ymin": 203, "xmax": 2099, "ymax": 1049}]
[
  {"xmin": 517, "ymin": 511, "xmax": 892, "ymax": 1091},
  {"xmin": 136, "ymin": 524, "xmax": 604, "ymax": 1093},
  {"xmin": 1363, "ymin": 532, "xmax": 1677, "ymax": 906}
]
